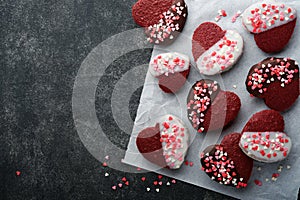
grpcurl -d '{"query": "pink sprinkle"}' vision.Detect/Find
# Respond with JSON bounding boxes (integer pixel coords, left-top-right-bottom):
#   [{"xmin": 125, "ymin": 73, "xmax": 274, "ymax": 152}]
[
  {"xmin": 118, "ymin": 183, "xmax": 123, "ymax": 188},
  {"xmin": 122, "ymin": 177, "xmax": 127, "ymax": 182},
  {"xmin": 141, "ymin": 177, "xmax": 146, "ymax": 181},
  {"xmin": 112, "ymin": 186, "xmax": 117, "ymax": 190},
  {"xmin": 136, "ymin": 167, "xmax": 141, "ymax": 171},
  {"xmin": 102, "ymin": 162, "xmax": 107, "ymax": 167},
  {"xmin": 16, "ymin": 171, "xmax": 21, "ymax": 176},
  {"xmin": 171, "ymin": 179, "xmax": 177, "ymax": 184},
  {"xmin": 254, "ymin": 179, "xmax": 262, "ymax": 186},
  {"xmin": 158, "ymin": 181, "xmax": 163, "ymax": 185},
  {"xmin": 158, "ymin": 175, "xmax": 163, "ymax": 179},
  {"xmin": 189, "ymin": 162, "xmax": 194, "ymax": 167}
]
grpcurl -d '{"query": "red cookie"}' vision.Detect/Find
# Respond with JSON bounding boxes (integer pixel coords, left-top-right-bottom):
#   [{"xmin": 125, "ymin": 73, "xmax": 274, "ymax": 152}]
[
  {"xmin": 246, "ymin": 57, "xmax": 299, "ymax": 112},
  {"xmin": 192, "ymin": 22, "xmax": 243, "ymax": 75},
  {"xmin": 240, "ymin": 110, "xmax": 291, "ymax": 163},
  {"xmin": 187, "ymin": 79, "xmax": 241, "ymax": 133},
  {"xmin": 136, "ymin": 115, "xmax": 189, "ymax": 169},
  {"xmin": 149, "ymin": 52, "xmax": 190, "ymax": 93},
  {"xmin": 132, "ymin": 0, "xmax": 188, "ymax": 45},
  {"xmin": 242, "ymin": 110, "xmax": 284, "ymax": 133},
  {"xmin": 200, "ymin": 133, "xmax": 253, "ymax": 188},
  {"xmin": 242, "ymin": 2, "xmax": 297, "ymax": 53}
]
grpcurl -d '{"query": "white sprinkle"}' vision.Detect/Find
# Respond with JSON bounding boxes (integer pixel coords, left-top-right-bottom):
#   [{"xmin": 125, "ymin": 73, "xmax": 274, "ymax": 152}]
[
  {"xmin": 166, "ymin": 182, "xmax": 171, "ymax": 186},
  {"xmin": 257, "ymin": 167, "xmax": 261, "ymax": 171},
  {"xmin": 233, "ymin": 85, "xmax": 237, "ymax": 89},
  {"xmin": 105, "ymin": 173, "xmax": 109, "ymax": 177},
  {"xmin": 146, "ymin": 187, "xmax": 150, "ymax": 192},
  {"xmin": 156, "ymin": 188, "xmax": 160, "ymax": 192},
  {"xmin": 287, "ymin": 165, "xmax": 291, "ymax": 169}
]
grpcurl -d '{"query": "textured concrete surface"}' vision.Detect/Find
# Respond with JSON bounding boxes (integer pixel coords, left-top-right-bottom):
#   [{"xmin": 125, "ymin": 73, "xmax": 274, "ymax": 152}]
[{"xmin": 1, "ymin": 0, "xmax": 295, "ymax": 200}]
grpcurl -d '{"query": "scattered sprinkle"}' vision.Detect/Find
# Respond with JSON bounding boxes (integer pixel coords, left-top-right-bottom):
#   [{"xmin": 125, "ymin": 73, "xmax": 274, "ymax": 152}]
[
  {"xmin": 122, "ymin": 177, "xmax": 127, "ymax": 182},
  {"xmin": 136, "ymin": 167, "xmax": 141, "ymax": 171},
  {"xmin": 189, "ymin": 162, "xmax": 194, "ymax": 167},
  {"xmin": 146, "ymin": 187, "xmax": 150, "ymax": 192},
  {"xmin": 112, "ymin": 186, "xmax": 117, "ymax": 190},
  {"xmin": 166, "ymin": 182, "xmax": 171, "ymax": 186},
  {"xmin": 125, "ymin": 181, "xmax": 129, "ymax": 186},
  {"xmin": 233, "ymin": 85, "xmax": 237, "ymax": 89},
  {"xmin": 215, "ymin": 9, "xmax": 227, "ymax": 22},
  {"xmin": 118, "ymin": 183, "xmax": 123, "ymax": 188},
  {"xmin": 102, "ymin": 162, "xmax": 107, "ymax": 167},
  {"xmin": 171, "ymin": 179, "xmax": 177, "ymax": 184},
  {"xmin": 287, "ymin": 165, "xmax": 291, "ymax": 169},
  {"xmin": 105, "ymin": 155, "xmax": 109, "ymax": 160},
  {"xmin": 16, "ymin": 171, "xmax": 21, "ymax": 176},
  {"xmin": 158, "ymin": 181, "xmax": 163, "ymax": 186},
  {"xmin": 158, "ymin": 175, "xmax": 163, "ymax": 179},
  {"xmin": 265, "ymin": 178, "xmax": 269, "ymax": 182},
  {"xmin": 153, "ymin": 181, "xmax": 158, "ymax": 186},
  {"xmin": 104, "ymin": 173, "xmax": 109, "ymax": 177},
  {"xmin": 232, "ymin": 10, "xmax": 242, "ymax": 23},
  {"xmin": 272, "ymin": 173, "xmax": 280, "ymax": 178},
  {"xmin": 156, "ymin": 188, "xmax": 160, "ymax": 193},
  {"xmin": 257, "ymin": 166, "xmax": 261, "ymax": 171},
  {"xmin": 141, "ymin": 177, "xmax": 146, "ymax": 181},
  {"xmin": 254, "ymin": 179, "xmax": 262, "ymax": 186}
]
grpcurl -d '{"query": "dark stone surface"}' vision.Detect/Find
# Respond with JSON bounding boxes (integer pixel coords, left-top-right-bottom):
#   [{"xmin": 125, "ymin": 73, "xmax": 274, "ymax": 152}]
[{"xmin": 0, "ymin": 0, "xmax": 298, "ymax": 200}]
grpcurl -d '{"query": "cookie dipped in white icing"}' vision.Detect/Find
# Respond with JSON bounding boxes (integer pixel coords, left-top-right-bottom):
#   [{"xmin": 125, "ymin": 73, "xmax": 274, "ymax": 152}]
[
  {"xmin": 158, "ymin": 114, "xmax": 189, "ymax": 169},
  {"xmin": 149, "ymin": 52, "xmax": 190, "ymax": 77},
  {"xmin": 242, "ymin": 2, "xmax": 297, "ymax": 34},
  {"xmin": 196, "ymin": 30, "xmax": 243, "ymax": 75},
  {"xmin": 239, "ymin": 131, "xmax": 292, "ymax": 163}
]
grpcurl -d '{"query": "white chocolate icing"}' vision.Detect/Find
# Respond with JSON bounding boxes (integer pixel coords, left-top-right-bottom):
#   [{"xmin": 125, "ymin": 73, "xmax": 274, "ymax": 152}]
[
  {"xmin": 239, "ymin": 131, "xmax": 292, "ymax": 163},
  {"xmin": 196, "ymin": 30, "xmax": 243, "ymax": 75},
  {"xmin": 158, "ymin": 115, "xmax": 189, "ymax": 169},
  {"xmin": 242, "ymin": 2, "xmax": 297, "ymax": 33},
  {"xmin": 149, "ymin": 52, "xmax": 190, "ymax": 77}
]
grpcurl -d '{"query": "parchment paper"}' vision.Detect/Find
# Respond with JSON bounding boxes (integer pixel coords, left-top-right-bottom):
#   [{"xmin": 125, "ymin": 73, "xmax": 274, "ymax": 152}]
[{"xmin": 123, "ymin": 0, "xmax": 300, "ymax": 199}]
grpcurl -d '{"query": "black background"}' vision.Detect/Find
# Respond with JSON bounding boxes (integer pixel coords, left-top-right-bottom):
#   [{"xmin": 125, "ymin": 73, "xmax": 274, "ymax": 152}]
[{"xmin": 1, "ymin": 0, "xmax": 298, "ymax": 199}]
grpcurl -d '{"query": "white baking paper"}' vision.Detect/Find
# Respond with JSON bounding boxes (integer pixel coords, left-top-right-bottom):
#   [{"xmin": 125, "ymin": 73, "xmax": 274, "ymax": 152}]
[{"xmin": 123, "ymin": 0, "xmax": 300, "ymax": 199}]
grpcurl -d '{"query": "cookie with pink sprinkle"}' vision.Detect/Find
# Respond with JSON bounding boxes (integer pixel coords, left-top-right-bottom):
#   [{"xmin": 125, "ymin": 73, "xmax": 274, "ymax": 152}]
[
  {"xmin": 136, "ymin": 114, "xmax": 190, "ymax": 169},
  {"xmin": 246, "ymin": 57, "xmax": 299, "ymax": 112},
  {"xmin": 192, "ymin": 22, "xmax": 243, "ymax": 75},
  {"xmin": 242, "ymin": 2, "xmax": 297, "ymax": 53},
  {"xmin": 187, "ymin": 79, "xmax": 241, "ymax": 133},
  {"xmin": 240, "ymin": 110, "xmax": 292, "ymax": 163},
  {"xmin": 132, "ymin": 0, "xmax": 188, "ymax": 45},
  {"xmin": 149, "ymin": 52, "xmax": 190, "ymax": 93}
]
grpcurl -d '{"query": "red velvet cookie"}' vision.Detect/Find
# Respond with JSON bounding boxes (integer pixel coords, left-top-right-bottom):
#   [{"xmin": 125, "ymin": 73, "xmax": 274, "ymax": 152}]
[
  {"xmin": 136, "ymin": 115, "xmax": 189, "ymax": 169},
  {"xmin": 240, "ymin": 110, "xmax": 291, "ymax": 163},
  {"xmin": 132, "ymin": 0, "xmax": 188, "ymax": 45},
  {"xmin": 246, "ymin": 57, "xmax": 299, "ymax": 112},
  {"xmin": 187, "ymin": 79, "xmax": 241, "ymax": 133},
  {"xmin": 200, "ymin": 133, "xmax": 253, "ymax": 188},
  {"xmin": 242, "ymin": 2, "xmax": 297, "ymax": 53},
  {"xmin": 192, "ymin": 22, "xmax": 243, "ymax": 75},
  {"xmin": 149, "ymin": 52, "xmax": 190, "ymax": 93}
]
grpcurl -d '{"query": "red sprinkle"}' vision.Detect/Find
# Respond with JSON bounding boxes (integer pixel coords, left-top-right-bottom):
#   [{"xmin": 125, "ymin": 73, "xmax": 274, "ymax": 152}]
[
  {"xmin": 272, "ymin": 173, "xmax": 280, "ymax": 178},
  {"xmin": 141, "ymin": 177, "xmax": 146, "ymax": 181},
  {"xmin": 16, "ymin": 171, "xmax": 21, "ymax": 176},
  {"xmin": 254, "ymin": 179, "xmax": 262, "ymax": 186}
]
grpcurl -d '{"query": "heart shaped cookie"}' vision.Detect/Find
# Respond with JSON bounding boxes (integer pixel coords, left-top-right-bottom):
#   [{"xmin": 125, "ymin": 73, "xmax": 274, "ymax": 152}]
[
  {"xmin": 200, "ymin": 133, "xmax": 253, "ymax": 188},
  {"xmin": 149, "ymin": 52, "xmax": 190, "ymax": 93},
  {"xmin": 192, "ymin": 22, "xmax": 243, "ymax": 75},
  {"xmin": 187, "ymin": 79, "xmax": 241, "ymax": 133},
  {"xmin": 240, "ymin": 110, "xmax": 291, "ymax": 163},
  {"xmin": 242, "ymin": 2, "xmax": 297, "ymax": 53},
  {"xmin": 136, "ymin": 115, "xmax": 189, "ymax": 169},
  {"xmin": 246, "ymin": 57, "xmax": 299, "ymax": 112},
  {"xmin": 132, "ymin": 0, "xmax": 188, "ymax": 45}
]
